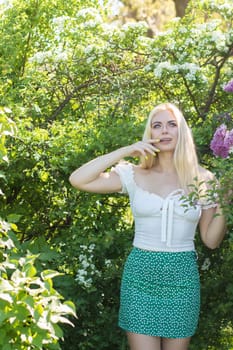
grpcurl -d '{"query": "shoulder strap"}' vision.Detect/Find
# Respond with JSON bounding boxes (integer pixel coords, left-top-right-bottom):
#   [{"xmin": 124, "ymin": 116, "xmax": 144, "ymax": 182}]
[{"xmin": 112, "ymin": 162, "xmax": 135, "ymax": 195}]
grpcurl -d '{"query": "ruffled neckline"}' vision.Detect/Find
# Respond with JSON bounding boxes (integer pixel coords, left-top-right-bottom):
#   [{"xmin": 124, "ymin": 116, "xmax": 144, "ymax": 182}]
[{"xmin": 128, "ymin": 163, "xmax": 185, "ymax": 200}]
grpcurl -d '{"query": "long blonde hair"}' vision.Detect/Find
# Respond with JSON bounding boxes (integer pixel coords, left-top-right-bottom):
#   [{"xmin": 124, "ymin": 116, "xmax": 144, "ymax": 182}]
[{"xmin": 140, "ymin": 103, "xmax": 200, "ymax": 192}]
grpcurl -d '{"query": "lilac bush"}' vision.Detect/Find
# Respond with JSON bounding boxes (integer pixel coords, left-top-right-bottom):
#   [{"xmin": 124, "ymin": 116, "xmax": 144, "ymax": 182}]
[
  {"xmin": 210, "ymin": 78, "xmax": 233, "ymax": 158},
  {"xmin": 210, "ymin": 124, "xmax": 233, "ymax": 158},
  {"xmin": 223, "ymin": 79, "xmax": 233, "ymax": 93}
]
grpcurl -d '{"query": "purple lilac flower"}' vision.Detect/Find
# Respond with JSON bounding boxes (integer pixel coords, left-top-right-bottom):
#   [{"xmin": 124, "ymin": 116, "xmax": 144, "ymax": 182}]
[
  {"xmin": 210, "ymin": 124, "xmax": 231, "ymax": 158},
  {"xmin": 225, "ymin": 129, "xmax": 233, "ymax": 149},
  {"xmin": 223, "ymin": 79, "xmax": 233, "ymax": 93}
]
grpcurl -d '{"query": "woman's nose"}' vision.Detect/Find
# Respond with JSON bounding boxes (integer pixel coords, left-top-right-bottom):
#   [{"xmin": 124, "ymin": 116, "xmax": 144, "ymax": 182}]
[{"xmin": 161, "ymin": 125, "xmax": 168, "ymax": 133}]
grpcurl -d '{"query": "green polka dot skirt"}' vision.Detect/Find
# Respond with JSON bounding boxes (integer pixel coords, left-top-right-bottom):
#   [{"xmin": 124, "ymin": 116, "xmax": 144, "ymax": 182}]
[{"xmin": 119, "ymin": 248, "xmax": 200, "ymax": 338}]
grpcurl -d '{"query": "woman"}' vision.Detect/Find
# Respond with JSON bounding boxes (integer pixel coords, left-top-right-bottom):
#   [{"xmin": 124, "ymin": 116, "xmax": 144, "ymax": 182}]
[{"xmin": 69, "ymin": 102, "xmax": 226, "ymax": 350}]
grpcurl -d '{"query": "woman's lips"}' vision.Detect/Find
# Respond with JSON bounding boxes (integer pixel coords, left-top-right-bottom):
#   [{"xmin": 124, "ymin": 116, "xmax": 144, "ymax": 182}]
[{"xmin": 160, "ymin": 138, "xmax": 172, "ymax": 142}]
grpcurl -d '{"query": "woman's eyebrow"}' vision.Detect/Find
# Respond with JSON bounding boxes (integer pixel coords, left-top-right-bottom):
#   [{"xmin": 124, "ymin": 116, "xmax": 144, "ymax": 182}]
[
  {"xmin": 151, "ymin": 121, "xmax": 162, "ymax": 125},
  {"xmin": 151, "ymin": 119, "xmax": 176, "ymax": 125}
]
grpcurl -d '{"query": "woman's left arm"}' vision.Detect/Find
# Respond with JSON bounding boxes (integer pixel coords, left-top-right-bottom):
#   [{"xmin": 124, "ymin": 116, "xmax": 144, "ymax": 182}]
[
  {"xmin": 199, "ymin": 203, "xmax": 227, "ymax": 249},
  {"xmin": 198, "ymin": 167, "xmax": 227, "ymax": 249}
]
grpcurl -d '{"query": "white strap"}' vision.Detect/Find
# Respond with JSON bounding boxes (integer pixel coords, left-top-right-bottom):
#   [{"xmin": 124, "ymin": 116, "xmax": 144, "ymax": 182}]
[
  {"xmin": 167, "ymin": 199, "xmax": 174, "ymax": 247},
  {"xmin": 160, "ymin": 195, "xmax": 176, "ymax": 247},
  {"xmin": 161, "ymin": 199, "xmax": 169, "ymax": 243}
]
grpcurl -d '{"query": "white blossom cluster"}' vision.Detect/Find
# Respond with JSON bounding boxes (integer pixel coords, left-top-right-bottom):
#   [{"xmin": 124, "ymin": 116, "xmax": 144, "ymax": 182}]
[
  {"xmin": 51, "ymin": 9, "xmax": 103, "ymax": 42},
  {"xmin": 211, "ymin": 31, "xmax": 229, "ymax": 52},
  {"xmin": 29, "ymin": 46, "xmax": 69, "ymax": 64},
  {"xmin": 52, "ymin": 15, "xmax": 72, "ymax": 34},
  {"xmin": 121, "ymin": 21, "xmax": 148, "ymax": 32},
  {"xmin": 51, "ymin": 15, "xmax": 77, "ymax": 42},
  {"xmin": 201, "ymin": 257, "xmax": 211, "ymax": 271},
  {"xmin": 113, "ymin": 21, "xmax": 148, "ymax": 42},
  {"xmin": 76, "ymin": 8, "xmax": 100, "ymax": 19},
  {"xmin": 0, "ymin": 0, "xmax": 13, "ymax": 13},
  {"xmin": 83, "ymin": 43, "xmax": 105, "ymax": 64},
  {"xmin": 75, "ymin": 244, "xmax": 101, "ymax": 289},
  {"xmin": 29, "ymin": 51, "xmax": 52, "ymax": 64},
  {"xmin": 76, "ymin": 8, "xmax": 102, "ymax": 29},
  {"xmin": 154, "ymin": 61, "xmax": 200, "ymax": 81},
  {"xmin": 190, "ymin": 21, "xmax": 230, "ymax": 53},
  {"xmin": 200, "ymin": 0, "xmax": 233, "ymax": 17}
]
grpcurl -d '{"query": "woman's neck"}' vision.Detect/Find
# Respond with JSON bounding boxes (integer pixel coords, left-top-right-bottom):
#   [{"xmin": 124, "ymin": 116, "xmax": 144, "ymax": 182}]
[{"xmin": 155, "ymin": 152, "xmax": 176, "ymax": 174}]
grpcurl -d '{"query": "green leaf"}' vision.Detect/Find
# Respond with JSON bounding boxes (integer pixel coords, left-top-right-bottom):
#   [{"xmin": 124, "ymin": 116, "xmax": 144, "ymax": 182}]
[
  {"xmin": 6, "ymin": 214, "xmax": 22, "ymax": 223},
  {"xmin": 53, "ymin": 323, "xmax": 64, "ymax": 338},
  {"xmin": 2, "ymin": 344, "xmax": 11, "ymax": 350},
  {"xmin": 0, "ymin": 329, "xmax": 6, "ymax": 345},
  {"xmin": 41, "ymin": 270, "xmax": 62, "ymax": 280},
  {"xmin": 0, "ymin": 293, "xmax": 13, "ymax": 304},
  {"xmin": 23, "ymin": 264, "xmax": 37, "ymax": 278}
]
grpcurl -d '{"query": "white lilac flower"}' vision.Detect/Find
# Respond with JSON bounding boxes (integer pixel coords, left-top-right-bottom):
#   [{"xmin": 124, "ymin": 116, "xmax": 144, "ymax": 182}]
[
  {"xmin": 76, "ymin": 8, "xmax": 97, "ymax": 18},
  {"xmin": 184, "ymin": 38, "xmax": 193, "ymax": 46},
  {"xmin": 83, "ymin": 20, "xmax": 99, "ymax": 29},
  {"xmin": 55, "ymin": 52, "xmax": 68, "ymax": 62},
  {"xmin": 30, "ymin": 51, "xmax": 56, "ymax": 64},
  {"xmin": 179, "ymin": 27, "xmax": 188, "ymax": 34},
  {"xmin": 181, "ymin": 62, "xmax": 200, "ymax": 73},
  {"xmin": 76, "ymin": 8, "xmax": 102, "ymax": 23},
  {"xmin": 86, "ymin": 56, "xmax": 96, "ymax": 64},
  {"xmin": 185, "ymin": 72, "xmax": 196, "ymax": 81},
  {"xmin": 122, "ymin": 21, "xmax": 147, "ymax": 32},
  {"xmin": 78, "ymin": 269, "xmax": 87, "ymax": 276},
  {"xmin": 144, "ymin": 64, "xmax": 152, "ymax": 72},
  {"xmin": 171, "ymin": 17, "xmax": 180, "ymax": 23},
  {"xmin": 201, "ymin": 258, "xmax": 211, "ymax": 271},
  {"xmin": 79, "ymin": 254, "xmax": 86, "ymax": 261},
  {"xmin": 75, "ymin": 244, "xmax": 101, "ymax": 289},
  {"xmin": 154, "ymin": 61, "xmax": 172, "ymax": 78},
  {"xmin": 154, "ymin": 61, "xmax": 200, "ymax": 79},
  {"xmin": 105, "ymin": 259, "xmax": 112, "ymax": 268},
  {"xmin": 84, "ymin": 45, "xmax": 96, "ymax": 55},
  {"xmin": 52, "ymin": 16, "xmax": 70, "ymax": 26},
  {"xmin": 82, "ymin": 261, "xmax": 90, "ymax": 269},
  {"xmin": 208, "ymin": 2, "xmax": 233, "ymax": 16}
]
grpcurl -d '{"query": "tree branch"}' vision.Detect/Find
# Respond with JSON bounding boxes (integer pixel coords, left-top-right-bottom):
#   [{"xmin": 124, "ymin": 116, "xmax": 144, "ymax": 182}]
[
  {"xmin": 200, "ymin": 45, "xmax": 233, "ymax": 117},
  {"xmin": 181, "ymin": 74, "xmax": 202, "ymax": 117},
  {"xmin": 49, "ymin": 64, "xmax": 146, "ymax": 121},
  {"xmin": 49, "ymin": 78, "xmax": 97, "ymax": 121}
]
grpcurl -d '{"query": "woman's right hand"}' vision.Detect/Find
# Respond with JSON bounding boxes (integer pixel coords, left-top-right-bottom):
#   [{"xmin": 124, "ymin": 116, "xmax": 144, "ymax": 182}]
[{"xmin": 126, "ymin": 139, "xmax": 160, "ymax": 158}]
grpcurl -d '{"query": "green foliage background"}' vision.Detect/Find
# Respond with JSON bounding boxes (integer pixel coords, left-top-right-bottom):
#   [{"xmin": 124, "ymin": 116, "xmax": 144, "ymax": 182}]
[{"xmin": 0, "ymin": 0, "xmax": 233, "ymax": 349}]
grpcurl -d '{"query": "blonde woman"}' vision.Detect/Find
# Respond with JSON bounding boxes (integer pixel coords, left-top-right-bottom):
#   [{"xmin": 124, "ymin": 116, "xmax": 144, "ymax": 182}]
[{"xmin": 69, "ymin": 103, "xmax": 226, "ymax": 350}]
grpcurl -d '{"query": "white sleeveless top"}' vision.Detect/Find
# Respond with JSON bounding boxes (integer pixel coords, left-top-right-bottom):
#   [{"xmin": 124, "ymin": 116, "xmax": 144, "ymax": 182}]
[{"xmin": 113, "ymin": 163, "xmax": 216, "ymax": 252}]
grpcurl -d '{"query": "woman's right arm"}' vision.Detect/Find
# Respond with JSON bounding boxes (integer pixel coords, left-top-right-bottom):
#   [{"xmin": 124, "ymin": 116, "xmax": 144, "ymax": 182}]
[{"xmin": 69, "ymin": 140, "xmax": 158, "ymax": 194}]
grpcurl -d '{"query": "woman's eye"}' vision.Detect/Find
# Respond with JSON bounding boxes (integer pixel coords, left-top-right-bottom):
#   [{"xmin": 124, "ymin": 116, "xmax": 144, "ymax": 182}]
[{"xmin": 152, "ymin": 124, "xmax": 160, "ymax": 128}]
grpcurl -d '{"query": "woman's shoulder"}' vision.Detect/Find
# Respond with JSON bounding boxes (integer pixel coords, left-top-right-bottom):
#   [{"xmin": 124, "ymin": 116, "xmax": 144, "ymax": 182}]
[
  {"xmin": 112, "ymin": 161, "xmax": 134, "ymax": 179},
  {"xmin": 116, "ymin": 162, "xmax": 145, "ymax": 172},
  {"xmin": 198, "ymin": 165, "xmax": 216, "ymax": 182}
]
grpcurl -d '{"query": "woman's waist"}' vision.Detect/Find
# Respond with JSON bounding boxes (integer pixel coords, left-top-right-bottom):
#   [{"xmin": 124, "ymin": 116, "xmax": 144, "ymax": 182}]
[{"xmin": 133, "ymin": 225, "xmax": 196, "ymax": 249}]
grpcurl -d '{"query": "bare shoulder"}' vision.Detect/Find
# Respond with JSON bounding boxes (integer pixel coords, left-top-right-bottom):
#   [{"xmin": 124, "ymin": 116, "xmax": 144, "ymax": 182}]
[
  {"xmin": 198, "ymin": 165, "xmax": 216, "ymax": 182},
  {"xmin": 132, "ymin": 163, "xmax": 150, "ymax": 175}
]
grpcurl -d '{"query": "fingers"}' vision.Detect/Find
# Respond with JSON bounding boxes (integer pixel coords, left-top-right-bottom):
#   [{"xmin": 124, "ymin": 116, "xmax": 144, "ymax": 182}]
[
  {"xmin": 146, "ymin": 139, "xmax": 161, "ymax": 153},
  {"xmin": 148, "ymin": 138, "xmax": 160, "ymax": 144},
  {"xmin": 130, "ymin": 140, "xmax": 160, "ymax": 158}
]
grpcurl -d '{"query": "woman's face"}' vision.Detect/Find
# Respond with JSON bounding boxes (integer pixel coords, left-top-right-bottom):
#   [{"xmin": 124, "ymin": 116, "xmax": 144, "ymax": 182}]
[{"xmin": 151, "ymin": 109, "xmax": 178, "ymax": 152}]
